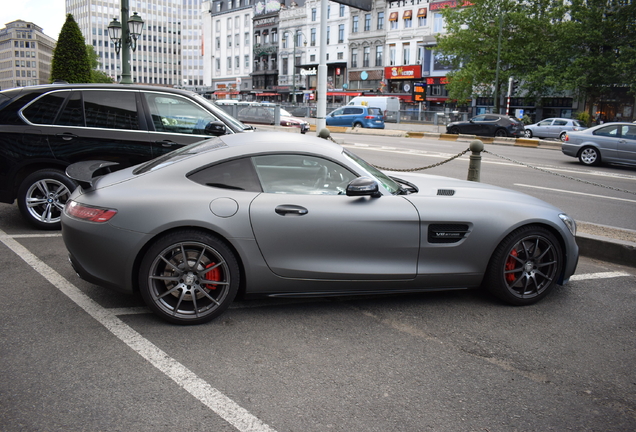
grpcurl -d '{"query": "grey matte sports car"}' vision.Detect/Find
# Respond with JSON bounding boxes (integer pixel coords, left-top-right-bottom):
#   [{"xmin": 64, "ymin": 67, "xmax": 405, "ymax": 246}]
[{"xmin": 61, "ymin": 132, "xmax": 579, "ymax": 324}]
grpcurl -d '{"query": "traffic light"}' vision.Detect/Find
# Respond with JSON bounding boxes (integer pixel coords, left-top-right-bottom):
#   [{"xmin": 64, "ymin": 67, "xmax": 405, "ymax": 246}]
[{"xmin": 508, "ymin": 78, "xmax": 520, "ymax": 96}]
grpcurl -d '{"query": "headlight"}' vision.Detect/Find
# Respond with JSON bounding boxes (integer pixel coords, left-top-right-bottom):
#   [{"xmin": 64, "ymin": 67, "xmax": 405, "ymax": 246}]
[{"xmin": 559, "ymin": 213, "xmax": 576, "ymax": 236}]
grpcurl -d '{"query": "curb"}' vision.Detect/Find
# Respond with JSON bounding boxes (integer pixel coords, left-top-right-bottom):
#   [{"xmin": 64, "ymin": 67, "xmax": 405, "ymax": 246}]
[{"xmin": 576, "ymin": 233, "xmax": 636, "ymax": 268}]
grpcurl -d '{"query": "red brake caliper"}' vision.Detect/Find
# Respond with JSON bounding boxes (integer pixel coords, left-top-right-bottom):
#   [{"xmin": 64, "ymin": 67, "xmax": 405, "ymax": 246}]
[
  {"xmin": 204, "ymin": 263, "xmax": 221, "ymax": 290},
  {"xmin": 505, "ymin": 249, "xmax": 518, "ymax": 283}
]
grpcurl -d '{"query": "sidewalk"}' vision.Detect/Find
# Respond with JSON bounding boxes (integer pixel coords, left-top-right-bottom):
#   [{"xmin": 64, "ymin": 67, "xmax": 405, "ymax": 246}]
[{"xmin": 257, "ymin": 121, "xmax": 636, "ymax": 268}]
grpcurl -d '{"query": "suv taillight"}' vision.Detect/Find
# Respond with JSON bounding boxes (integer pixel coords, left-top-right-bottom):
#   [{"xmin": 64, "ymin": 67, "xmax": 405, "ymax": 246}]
[{"xmin": 365, "ymin": 115, "xmax": 375, "ymax": 119}]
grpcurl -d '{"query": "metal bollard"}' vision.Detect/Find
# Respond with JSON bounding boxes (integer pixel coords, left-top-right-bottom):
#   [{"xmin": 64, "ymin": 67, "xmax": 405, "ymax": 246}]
[{"xmin": 467, "ymin": 139, "xmax": 484, "ymax": 182}]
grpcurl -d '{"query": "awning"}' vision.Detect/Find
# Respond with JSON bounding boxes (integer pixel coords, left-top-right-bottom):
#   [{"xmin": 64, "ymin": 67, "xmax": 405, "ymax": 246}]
[
  {"xmin": 326, "ymin": 92, "xmax": 363, "ymax": 96},
  {"xmin": 255, "ymin": 93, "xmax": 278, "ymax": 96},
  {"xmin": 214, "ymin": 91, "xmax": 240, "ymax": 95},
  {"xmin": 417, "ymin": 8, "xmax": 427, "ymax": 18},
  {"xmin": 389, "ymin": 12, "xmax": 398, "ymax": 21},
  {"xmin": 403, "ymin": 10, "xmax": 413, "ymax": 19}
]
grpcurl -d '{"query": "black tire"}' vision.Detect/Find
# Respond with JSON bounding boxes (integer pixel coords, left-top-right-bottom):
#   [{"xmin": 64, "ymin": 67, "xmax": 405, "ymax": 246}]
[
  {"xmin": 17, "ymin": 169, "xmax": 77, "ymax": 230},
  {"xmin": 483, "ymin": 225, "xmax": 563, "ymax": 306},
  {"xmin": 494, "ymin": 128, "xmax": 508, "ymax": 137},
  {"xmin": 578, "ymin": 146, "xmax": 601, "ymax": 166},
  {"xmin": 449, "ymin": 127, "xmax": 460, "ymax": 135},
  {"xmin": 523, "ymin": 129, "xmax": 533, "ymax": 138},
  {"xmin": 139, "ymin": 230, "xmax": 240, "ymax": 325},
  {"xmin": 559, "ymin": 131, "xmax": 567, "ymax": 142},
  {"xmin": 353, "ymin": 122, "xmax": 363, "ymax": 128}
]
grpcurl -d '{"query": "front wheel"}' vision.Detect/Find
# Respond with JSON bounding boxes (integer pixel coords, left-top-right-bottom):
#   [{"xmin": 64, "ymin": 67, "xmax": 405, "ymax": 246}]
[
  {"xmin": 559, "ymin": 131, "xmax": 567, "ymax": 142},
  {"xmin": 579, "ymin": 146, "xmax": 601, "ymax": 166},
  {"xmin": 17, "ymin": 169, "xmax": 77, "ymax": 230},
  {"xmin": 139, "ymin": 230, "xmax": 240, "ymax": 325},
  {"xmin": 483, "ymin": 225, "xmax": 563, "ymax": 305},
  {"xmin": 449, "ymin": 127, "xmax": 460, "ymax": 135}
]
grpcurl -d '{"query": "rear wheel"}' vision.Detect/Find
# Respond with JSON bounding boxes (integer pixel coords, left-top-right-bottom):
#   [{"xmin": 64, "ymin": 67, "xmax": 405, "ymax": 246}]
[
  {"xmin": 139, "ymin": 230, "xmax": 240, "ymax": 325},
  {"xmin": 353, "ymin": 122, "xmax": 363, "ymax": 128},
  {"xmin": 578, "ymin": 146, "xmax": 601, "ymax": 166},
  {"xmin": 483, "ymin": 225, "xmax": 563, "ymax": 306},
  {"xmin": 17, "ymin": 169, "xmax": 77, "ymax": 230},
  {"xmin": 494, "ymin": 129, "xmax": 508, "ymax": 137},
  {"xmin": 523, "ymin": 130, "xmax": 533, "ymax": 138}
]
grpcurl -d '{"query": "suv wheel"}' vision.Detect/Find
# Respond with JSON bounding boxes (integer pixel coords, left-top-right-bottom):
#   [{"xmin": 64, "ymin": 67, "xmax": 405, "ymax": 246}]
[{"xmin": 17, "ymin": 169, "xmax": 77, "ymax": 230}]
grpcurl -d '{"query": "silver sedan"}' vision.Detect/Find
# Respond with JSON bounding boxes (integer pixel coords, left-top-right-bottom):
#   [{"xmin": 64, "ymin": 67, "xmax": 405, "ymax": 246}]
[
  {"xmin": 562, "ymin": 122, "xmax": 636, "ymax": 166},
  {"xmin": 62, "ymin": 132, "xmax": 579, "ymax": 324},
  {"xmin": 524, "ymin": 118, "xmax": 587, "ymax": 141}
]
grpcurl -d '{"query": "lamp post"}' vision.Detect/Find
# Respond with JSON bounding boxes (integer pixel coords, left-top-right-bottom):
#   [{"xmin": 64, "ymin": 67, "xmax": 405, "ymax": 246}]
[
  {"xmin": 108, "ymin": 0, "xmax": 144, "ymax": 84},
  {"xmin": 492, "ymin": 13, "xmax": 503, "ymax": 113},
  {"xmin": 286, "ymin": 30, "xmax": 307, "ymax": 105}
]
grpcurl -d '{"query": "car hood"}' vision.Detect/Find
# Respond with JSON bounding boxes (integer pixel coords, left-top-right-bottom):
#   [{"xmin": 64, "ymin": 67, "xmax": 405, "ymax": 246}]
[{"xmin": 390, "ymin": 171, "xmax": 560, "ymax": 210}]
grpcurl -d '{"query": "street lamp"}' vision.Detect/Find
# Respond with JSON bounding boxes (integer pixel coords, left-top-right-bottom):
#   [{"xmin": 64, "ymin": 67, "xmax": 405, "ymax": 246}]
[
  {"xmin": 491, "ymin": 14, "xmax": 503, "ymax": 113},
  {"xmin": 285, "ymin": 30, "xmax": 307, "ymax": 105},
  {"xmin": 108, "ymin": 0, "xmax": 144, "ymax": 84}
]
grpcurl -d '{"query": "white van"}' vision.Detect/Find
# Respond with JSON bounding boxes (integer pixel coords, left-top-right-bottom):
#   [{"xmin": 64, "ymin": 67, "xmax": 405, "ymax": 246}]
[{"xmin": 347, "ymin": 96, "xmax": 400, "ymax": 121}]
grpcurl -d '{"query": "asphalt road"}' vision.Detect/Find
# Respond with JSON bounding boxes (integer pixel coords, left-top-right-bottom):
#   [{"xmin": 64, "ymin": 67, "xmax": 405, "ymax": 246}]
[{"xmin": 1, "ymin": 188, "xmax": 635, "ymax": 430}]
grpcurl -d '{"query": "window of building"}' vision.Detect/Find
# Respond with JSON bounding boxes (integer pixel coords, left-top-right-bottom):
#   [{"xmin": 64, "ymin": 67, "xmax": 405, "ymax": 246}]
[
  {"xmin": 389, "ymin": 44, "xmax": 396, "ymax": 66},
  {"xmin": 364, "ymin": 14, "xmax": 371, "ymax": 31},
  {"xmin": 338, "ymin": 24, "xmax": 344, "ymax": 43},
  {"xmin": 326, "ymin": 26, "xmax": 330, "ymax": 44},
  {"xmin": 363, "ymin": 47, "xmax": 370, "ymax": 67},
  {"xmin": 245, "ymin": 55, "xmax": 250, "ymax": 68},
  {"xmin": 375, "ymin": 45, "xmax": 383, "ymax": 67},
  {"xmin": 352, "ymin": 16, "xmax": 359, "ymax": 33},
  {"xmin": 403, "ymin": 43, "xmax": 410, "ymax": 65},
  {"xmin": 389, "ymin": 12, "xmax": 398, "ymax": 30},
  {"xmin": 311, "ymin": 28, "xmax": 316, "ymax": 46},
  {"xmin": 351, "ymin": 48, "xmax": 358, "ymax": 67},
  {"xmin": 434, "ymin": 13, "xmax": 445, "ymax": 33},
  {"xmin": 418, "ymin": 8, "xmax": 427, "ymax": 26},
  {"xmin": 312, "ymin": 8, "xmax": 317, "ymax": 21},
  {"xmin": 340, "ymin": 5, "xmax": 345, "ymax": 17},
  {"xmin": 404, "ymin": 10, "xmax": 413, "ymax": 28},
  {"xmin": 377, "ymin": 12, "xmax": 384, "ymax": 30}
]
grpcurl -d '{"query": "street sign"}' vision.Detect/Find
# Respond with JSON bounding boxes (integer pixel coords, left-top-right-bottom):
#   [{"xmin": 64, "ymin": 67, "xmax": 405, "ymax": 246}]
[
  {"xmin": 330, "ymin": 0, "xmax": 373, "ymax": 11},
  {"xmin": 413, "ymin": 82, "xmax": 426, "ymax": 102}
]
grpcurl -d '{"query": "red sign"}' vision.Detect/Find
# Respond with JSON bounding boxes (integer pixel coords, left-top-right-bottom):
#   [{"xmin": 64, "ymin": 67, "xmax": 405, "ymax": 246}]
[
  {"xmin": 384, "ymin": 65, "xmax": 422, "ymax": 80},
  {"xmin": 425, "ymin": 76, "xmax": 449, "ymax": 85},
  {"xmin": 430, "ymin": 0, "xmax": 474, "ymax": 11}
]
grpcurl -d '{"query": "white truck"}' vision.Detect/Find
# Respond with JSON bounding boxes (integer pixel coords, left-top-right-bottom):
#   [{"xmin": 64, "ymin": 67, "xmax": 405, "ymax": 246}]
[{"xmin": 347, "ymin": 96, "xmax": 400, "ymax": 122}]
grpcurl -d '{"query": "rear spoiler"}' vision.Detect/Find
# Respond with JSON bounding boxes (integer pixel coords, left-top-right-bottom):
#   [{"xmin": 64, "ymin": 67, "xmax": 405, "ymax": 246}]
[{"xmin": 66, "ymin": 160, "xmax": 120, "ymax": 190}]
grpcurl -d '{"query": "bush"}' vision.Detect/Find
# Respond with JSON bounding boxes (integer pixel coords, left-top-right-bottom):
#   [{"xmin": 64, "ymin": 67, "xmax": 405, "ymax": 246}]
[{"xmin": 575, "ymin": 111, "xmax": 591, "ymax": 126}]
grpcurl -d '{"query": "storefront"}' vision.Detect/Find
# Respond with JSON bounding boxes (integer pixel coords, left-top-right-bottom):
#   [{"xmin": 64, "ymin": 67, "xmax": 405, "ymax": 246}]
[{"xmin": 384, "ymin": 65, "xmax": 424, "ymax": 103}]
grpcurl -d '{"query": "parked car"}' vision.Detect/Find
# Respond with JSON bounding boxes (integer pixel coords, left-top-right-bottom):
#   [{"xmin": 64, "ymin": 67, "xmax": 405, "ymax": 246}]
[
  {"xmin": 62, "ymin": 132, "xmax": 578, "ymax": 325},
  {"xmin": 523, "ymin": 118, "xmax": 587, "ymax": 141},
  {"xmin": 0, "ymin": 83, "xmax": 253, "ymax": 229},
  {"xmin": 446, "ymin": 114, "xmax": 525, "ymax": 137},
  {"xmin": 326, "ymin": 105, "xmax": 385, "ymax": 129},
  {"xmin": 562, "ymin": 122, "xmax": 636, "ymax": 166},
  {"xmin": 347, "ymin": 96, "xmax": 400, "ymax": 122},
  {"xmin": 236, "ymin": 105, "xmax": 310, "ymax": 133}
]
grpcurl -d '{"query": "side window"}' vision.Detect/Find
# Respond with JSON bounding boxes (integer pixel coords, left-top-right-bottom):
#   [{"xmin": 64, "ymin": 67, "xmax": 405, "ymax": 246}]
[
  {"xmin": 56, "ymin": 91, "xmax": 85, "ymax": 126},
  {"xmin": 21, "ymin": 91, "xmax": 70, "ymax": 125},
  {"xmin": 253, "ymin": 154, "xmax": 357, "ymax": 195},
  {"xmin": 594, "ymin": 126, "xmax": 620, "ymax": 137},
  {"xmin": 553, "ymin": 120, "xmax": 568, "ymax": 126},
  {"xmin": 472, "ymin": 115, "xmax": 486, "ymax": 122},
  {"xmin": 83, "ymin": 90, "xmax": 140, "ymax": 130},
  {"xmin": 332, "ymin": 108, "xmax": 344, "ymax": 116},
  {"xmin": 484, "ymin": 115, "xmax": 499, "ymax": 121},
  {"xmin": 188, "ymin": 158, "xmax": 262, "ymax": 192},
  {"xmin": 145, "ymin": 93, "xmax": 218, "ymax": 135},
  {"xmin": 621, "ymin": 125, "xmax": 636, "ymax": 140},
  {"xmin": 538, "ymin": 120, "xmax": 552, "ymax": 126}
]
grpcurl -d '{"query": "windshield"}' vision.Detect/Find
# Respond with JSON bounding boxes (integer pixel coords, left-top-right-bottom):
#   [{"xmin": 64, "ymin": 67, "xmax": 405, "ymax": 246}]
[
  {"xmin": 192, "ymin": 93, "xmax": 253, "ymax": 131},
  {"xmin": 344, "ymin": 149, "xmax": 401, "ymax": 194}
]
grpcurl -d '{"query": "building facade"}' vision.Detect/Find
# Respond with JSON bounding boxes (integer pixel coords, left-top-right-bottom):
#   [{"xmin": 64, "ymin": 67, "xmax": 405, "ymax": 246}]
[
  {"xmin": 0, "ymin": 20, "xmax": 57, "ymax": 90},
  {"xmin": 67, "ymin": 0, "xmax": 204, "ymax": 86}
]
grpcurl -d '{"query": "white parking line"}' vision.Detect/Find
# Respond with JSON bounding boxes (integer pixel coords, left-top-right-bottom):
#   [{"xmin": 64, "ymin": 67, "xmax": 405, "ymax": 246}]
[
  {"xmin": 515, "ymin": 184, "xmax": 636, "ymax": 203},
  {"xmin": 570, "ymin": 271, "xmax": 632, "ymax": 281},
  {"xmin": 0, "ymin": 229, "xmax": 276, "ymax": 432}
]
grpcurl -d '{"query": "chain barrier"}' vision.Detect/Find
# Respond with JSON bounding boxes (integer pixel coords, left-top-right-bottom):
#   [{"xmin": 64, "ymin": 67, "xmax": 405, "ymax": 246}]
[
  {"xmin": 372, "ymin": 148, "xmax": 471, "ymax": 172},
  {"xmin": 482, "ymin": 149, "xmax": 636, "ymax": 196}
]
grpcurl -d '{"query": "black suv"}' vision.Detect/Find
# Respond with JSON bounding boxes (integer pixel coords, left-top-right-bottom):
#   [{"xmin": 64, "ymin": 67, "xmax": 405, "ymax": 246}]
[{"xmin": 0, "ymin": 83, "xmax": 253, "ymax": 229}]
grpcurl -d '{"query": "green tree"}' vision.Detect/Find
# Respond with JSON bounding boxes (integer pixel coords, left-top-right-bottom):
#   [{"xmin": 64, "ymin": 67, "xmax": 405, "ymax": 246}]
[
  {"xmin": 86, "ymin": 45, "xmax": 114, "ymax": 83},
  {"xmin": 434, "ymin": 0, "xmax": 635, "ymax": 113},
  {"xmin": 50, "ymin": 14, "xmax": 91, "ymax": 83}
]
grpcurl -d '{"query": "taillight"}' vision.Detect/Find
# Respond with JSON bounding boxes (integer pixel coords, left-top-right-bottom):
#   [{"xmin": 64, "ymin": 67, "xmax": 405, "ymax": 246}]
[
  {"xmin": 564, "ymin": 134, "xmax": 569, "ymax": 142},
  {"xmin": 65, "ymin": 200, "xmax": 117, "ymax": 222},
  {"xmin": 364, "ymin": 115, "xmax": 375, "ymax": 119}
]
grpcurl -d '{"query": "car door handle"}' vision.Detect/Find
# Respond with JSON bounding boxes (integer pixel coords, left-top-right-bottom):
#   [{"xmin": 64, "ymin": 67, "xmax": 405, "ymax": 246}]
[
  {"xmin": 275, "ymin": 205, "xmax": 308, "ymax": 216},
  {"xmin": 56, "ymin": 132, "xmax": 78, "ymax": 141},
  {"xmin": 155, "ymin": 140, "xmax": 179, "ymax": 147}
]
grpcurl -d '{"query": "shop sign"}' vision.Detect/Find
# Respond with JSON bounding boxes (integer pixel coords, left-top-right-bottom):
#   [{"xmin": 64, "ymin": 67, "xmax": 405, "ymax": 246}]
[
  {"xmin": 424, "ymin": 76, "xmax": 449, "ymax": 85},
  {"xmin": 430, "ymin": 0, "xmax": 474, "ymax": 11},
  {"xmin": 301, "ymin": 68, "xmax": 317, "ymax": 76},
  {"xmin": 385, "ymin": 65, "xmax": 422, "ymax": 80}
]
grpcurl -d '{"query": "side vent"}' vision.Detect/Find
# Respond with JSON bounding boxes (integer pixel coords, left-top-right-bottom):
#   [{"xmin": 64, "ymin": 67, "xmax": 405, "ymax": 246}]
[
  {"xmin": 437, "ymin": 189, "xmax": 455, "ymax": 196},
  {"xmin": 428, "ymin": 224, "xmax": 470, "ymax": 244}
]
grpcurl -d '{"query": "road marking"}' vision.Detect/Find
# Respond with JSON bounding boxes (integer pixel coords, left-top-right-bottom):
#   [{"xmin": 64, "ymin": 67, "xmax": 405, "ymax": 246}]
[
  {"xmin": 570, "ymin": 271, "xmax": 632, "ymax": 281},
  {"xmin": 0, "ymin": 229, "xmax": 276, "ymax": 432},
  {"xmin": 514, "ymin": 184, "xmax": 636, "ymax": 203}
]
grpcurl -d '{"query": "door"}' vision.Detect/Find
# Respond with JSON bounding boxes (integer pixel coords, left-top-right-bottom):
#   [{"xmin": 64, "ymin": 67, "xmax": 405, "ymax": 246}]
[
  {"xmin": 248, "ymin": 154, "xmax": 420, "ymax": 280},
  {"xmin": 617, "ymin": 124, "xmax": 636, "ymax": 164}
]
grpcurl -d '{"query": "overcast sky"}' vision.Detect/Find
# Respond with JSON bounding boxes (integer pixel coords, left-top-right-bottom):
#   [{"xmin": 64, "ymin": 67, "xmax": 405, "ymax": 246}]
[{"xmin": 2, "ymin": 0, "xmax": 67, "ymax": 39}]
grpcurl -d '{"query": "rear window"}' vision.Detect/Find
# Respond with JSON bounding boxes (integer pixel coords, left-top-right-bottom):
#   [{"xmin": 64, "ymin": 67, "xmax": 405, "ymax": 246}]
[
  {"xmin": 22, "ymin": 91, "xmax": 70, "ymax": 125},
  {"xmin": 367, "ymin": 108, "xmax": 382, "ymax": 116}
]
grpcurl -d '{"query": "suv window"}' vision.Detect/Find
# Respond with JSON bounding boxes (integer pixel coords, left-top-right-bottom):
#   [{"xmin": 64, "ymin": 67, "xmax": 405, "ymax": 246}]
[
  {"xmin": 344, "ymin": 108, "xmax": 363, "ymax": 115},
  {"xmin": 22, "ymin": 91, "xmax": 70, "ymax": 125},
  {"xmin": 367, "ymin": 108, "xmax": 382, "ymax": 115},
  {"xmin": 145, "ymin": 93, "xmax": 219, "ymax": 135},
  {"xmin": 56, "ymin": 92, "xmax": 85, "ymax": 126},
  {"xmin": 83, "ymin": 90, "xmax": 140, "ymax": 130}
]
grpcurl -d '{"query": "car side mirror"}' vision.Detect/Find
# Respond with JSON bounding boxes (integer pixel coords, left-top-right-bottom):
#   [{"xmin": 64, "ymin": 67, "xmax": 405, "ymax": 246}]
[
  {"xmin": 346, "ymin": 176, "xmax": 382, "ymax": 198},
  {"xmin": 205, "ymin": 121, "xmax": 227, "ymax": 136}
]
